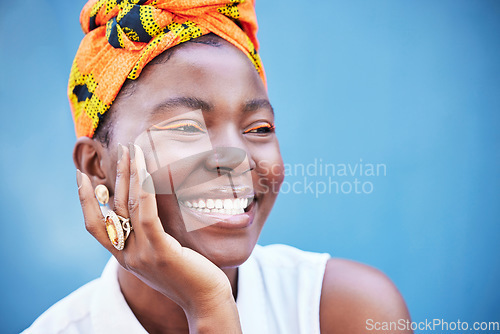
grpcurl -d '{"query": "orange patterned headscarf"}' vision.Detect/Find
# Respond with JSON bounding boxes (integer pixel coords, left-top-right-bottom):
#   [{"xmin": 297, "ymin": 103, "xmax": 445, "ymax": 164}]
[{"xmin": 69, "ymin": 0, "xmax": 265, "ymax": 138}]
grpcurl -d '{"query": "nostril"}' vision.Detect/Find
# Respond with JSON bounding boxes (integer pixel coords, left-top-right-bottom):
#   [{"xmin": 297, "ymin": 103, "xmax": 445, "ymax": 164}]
[{"xmin": 204, "ymin": 147, "xmax": 248, "ymax": 172}]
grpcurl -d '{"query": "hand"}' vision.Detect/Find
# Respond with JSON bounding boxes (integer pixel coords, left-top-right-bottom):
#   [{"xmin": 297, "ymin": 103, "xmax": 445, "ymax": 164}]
[{"xmin": 76, "ymin": 143, "xmax": 242, "ymax": 333}]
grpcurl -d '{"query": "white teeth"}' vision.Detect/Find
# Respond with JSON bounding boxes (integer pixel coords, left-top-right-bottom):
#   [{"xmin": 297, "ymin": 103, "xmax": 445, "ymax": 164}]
[
  {"xmin": 223, "ymin": 199, "xmax": 233, "ymax": 210},
  {"xmin": 215, "ymin": 199, "xmax": 223, "ymax": 209},
  {"xmin": 206, "ymin": 199, "xmax": 215, "ymax": 209},
  {"xmin": 233, "ymin": 199, "xmax": 241, "ymax": 210},
  {"xmin": 182, "ymin": 197, "xmax": 253, "ymax": 215}
]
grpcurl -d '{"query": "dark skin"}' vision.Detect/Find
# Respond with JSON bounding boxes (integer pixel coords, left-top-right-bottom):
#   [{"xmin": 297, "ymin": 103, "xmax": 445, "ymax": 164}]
[{"xmin": 74, "ymin": 36, "xmax": 412, "ymax": 333}]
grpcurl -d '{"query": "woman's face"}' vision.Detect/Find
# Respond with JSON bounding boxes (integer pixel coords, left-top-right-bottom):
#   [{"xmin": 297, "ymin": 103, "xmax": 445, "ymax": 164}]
[{"xmin": 106, "ymin": 39, "xmax": 284, "ymax": 268}]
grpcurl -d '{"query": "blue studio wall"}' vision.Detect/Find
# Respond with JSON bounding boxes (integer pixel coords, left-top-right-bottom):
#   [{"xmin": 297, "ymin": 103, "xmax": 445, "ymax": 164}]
[{"xmin": 0, "ymin": 0, "xmax": 498, "ymax": 333}]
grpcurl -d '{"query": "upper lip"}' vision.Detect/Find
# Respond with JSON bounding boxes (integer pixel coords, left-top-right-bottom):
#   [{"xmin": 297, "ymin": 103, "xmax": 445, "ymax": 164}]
[{"xmin": 176, "ymin": 185, "xmax": 255, "ymax": 201}]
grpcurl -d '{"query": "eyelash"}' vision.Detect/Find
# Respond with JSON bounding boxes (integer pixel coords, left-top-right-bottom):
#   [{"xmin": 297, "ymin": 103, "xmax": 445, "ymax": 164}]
[
  {"xmin": 153, "ymin": 122, "xmax": 205, "ymax": 133},
  {"xmin": 151, "ymin": 121, "xmax": 275, "ymax": 135},
  {"xmin": 244, "ymin": 124, "xmax": 275, "ymax": 134}
]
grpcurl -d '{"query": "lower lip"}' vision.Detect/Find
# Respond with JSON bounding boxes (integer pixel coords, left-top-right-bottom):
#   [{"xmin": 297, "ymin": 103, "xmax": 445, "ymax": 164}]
[{"xmin": 179, "ymin": 201, "xmax": 256, "ymax": 230}]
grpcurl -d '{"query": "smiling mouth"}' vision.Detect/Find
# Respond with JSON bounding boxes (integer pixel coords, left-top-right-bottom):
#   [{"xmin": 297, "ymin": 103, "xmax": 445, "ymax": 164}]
[{"xmin": 179, "ymin": 196, "xmax": 255, "ymax": 216}]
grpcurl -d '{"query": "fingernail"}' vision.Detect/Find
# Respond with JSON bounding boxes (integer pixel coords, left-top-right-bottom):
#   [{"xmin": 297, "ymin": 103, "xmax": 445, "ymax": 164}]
[
  {"xmin": 76, "ymin": 169, "xmax": 82, "ymax": 190},
  {"xmin": 117, "ymin": 143, "xmax": 123, "ymax": 163},
  {"xmin": 129, "ymin": 142, "xmax": 135, "ymax": 160}
]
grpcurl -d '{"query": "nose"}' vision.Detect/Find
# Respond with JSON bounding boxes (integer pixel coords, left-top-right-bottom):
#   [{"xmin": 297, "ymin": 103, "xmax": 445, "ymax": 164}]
[
  {"xmin": 204, "ymin": 124, "xmax": 257, "ymax": 174},
  {"xmin": 204, "ymin": 147, "xmax": 252, "ymax": 174}
]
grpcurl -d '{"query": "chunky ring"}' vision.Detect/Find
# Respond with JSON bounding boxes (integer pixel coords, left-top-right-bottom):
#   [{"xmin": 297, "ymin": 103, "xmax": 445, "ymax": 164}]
[{"xmin": 105, "ymin": 210, "xmax": 133, "ymax": 250}]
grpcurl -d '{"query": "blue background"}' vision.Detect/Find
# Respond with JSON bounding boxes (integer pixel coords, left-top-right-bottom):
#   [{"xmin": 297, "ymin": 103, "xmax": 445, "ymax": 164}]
[{"xmin": 1, "ymin": 0, "xmax": 499, "ymax": 332}]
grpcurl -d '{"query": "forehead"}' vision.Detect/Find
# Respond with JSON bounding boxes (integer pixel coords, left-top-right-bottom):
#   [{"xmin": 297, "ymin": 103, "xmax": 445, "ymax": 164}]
[{"xmin": 109, "ymin": 38, "xmax": 269, "ymax": 139}]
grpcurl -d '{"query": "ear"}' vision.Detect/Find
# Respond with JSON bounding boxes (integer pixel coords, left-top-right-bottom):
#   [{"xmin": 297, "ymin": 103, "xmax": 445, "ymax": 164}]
[{"xmin": 73, "ymin": 137, "xmax": 112, "ymax": 189}]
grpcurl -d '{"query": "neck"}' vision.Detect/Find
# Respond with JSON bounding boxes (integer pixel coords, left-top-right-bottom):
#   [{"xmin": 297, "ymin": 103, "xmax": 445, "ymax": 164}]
[{"xmin": 117, "ymin": 266, "xmax": 238, "ymax": 334}]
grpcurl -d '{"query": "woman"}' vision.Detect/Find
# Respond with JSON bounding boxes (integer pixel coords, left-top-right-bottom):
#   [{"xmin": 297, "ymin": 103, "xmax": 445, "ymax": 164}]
[{"xmin": 25, "ymin": 0, "xmax": 411, "ymax": 333}]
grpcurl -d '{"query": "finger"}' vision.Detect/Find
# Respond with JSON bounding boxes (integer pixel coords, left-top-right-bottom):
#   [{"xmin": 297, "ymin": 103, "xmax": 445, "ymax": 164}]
[
  {"xmin": 113, "ymin": 143, "xmax": 130, "ymax": 218},
  {"xmin": 77, "ymin": 170, "xmax": 120, "ymax": 257},
  {"xmin": 128, "ymin": 143, "xmax": 165, "ymax": 241}
]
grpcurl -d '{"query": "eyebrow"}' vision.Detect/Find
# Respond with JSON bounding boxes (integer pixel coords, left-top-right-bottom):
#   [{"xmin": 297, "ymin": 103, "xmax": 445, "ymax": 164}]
[
  {"xmin": 150, "ymin": 96, "xmax": 274, "ymax": 115},
  {"xmin": 243, "ymin": 99, "xmax": 274, "ymax": 115},
  {"xmin": 151, "ymin": 96, "xmax": 213, "ymax": 115}
]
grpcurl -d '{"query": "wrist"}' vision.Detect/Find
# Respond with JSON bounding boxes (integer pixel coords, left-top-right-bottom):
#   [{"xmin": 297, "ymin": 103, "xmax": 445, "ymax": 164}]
[
  {"xmin": 185, "ymin": 291, "xmax": 241, "ymax": 334},
  {"xmin": 185, "ymin": 286, "xmax": 234, "ymax": 317}
]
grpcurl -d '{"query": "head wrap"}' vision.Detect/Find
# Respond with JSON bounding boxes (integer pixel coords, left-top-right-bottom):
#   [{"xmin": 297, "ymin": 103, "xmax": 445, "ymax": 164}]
[{"xmin": 69, "ymin": 0, "xmax": 265, "ymax": 138}]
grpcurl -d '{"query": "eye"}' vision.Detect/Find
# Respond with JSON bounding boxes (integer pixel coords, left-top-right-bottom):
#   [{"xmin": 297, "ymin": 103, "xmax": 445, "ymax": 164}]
[
  {"xmin": 244, "ymin": 123, "xmax": 275, "ymax": 135},
  {"xmin": 152, "ymin": 120, "xmax": 205, "ymax": 133}
]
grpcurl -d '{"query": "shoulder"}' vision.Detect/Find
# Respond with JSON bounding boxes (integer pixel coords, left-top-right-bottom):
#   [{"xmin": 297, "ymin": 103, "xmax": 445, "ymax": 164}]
[
  {"xmin": 22, "ymin": 279, "xmax": 99, "ymax": 334},
  {"xmin": 320, "ymin": 258, "xmax": 412, "ymax": 334}
]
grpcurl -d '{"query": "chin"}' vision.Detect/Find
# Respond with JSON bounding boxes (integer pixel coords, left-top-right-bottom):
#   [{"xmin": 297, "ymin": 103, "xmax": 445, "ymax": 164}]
[
  {"xmin": 197, "ymin": 238, "xmax": 256, "ymax": 268},
  {"xmin": 156, "ymin": 194, "xmax": 266, "ymax": 268},
  {"xmin": 181, "ymin": 207, "xmax": 265, "ymax": 269}
]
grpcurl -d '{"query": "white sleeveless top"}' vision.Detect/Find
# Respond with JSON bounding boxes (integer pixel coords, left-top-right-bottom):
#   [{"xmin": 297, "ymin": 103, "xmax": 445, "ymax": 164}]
[
  {"xmin": 23, "ymin": 244, "xmax": 330, "ymax": 334},
  {"xmin": 237, "ymin": 244, "xmax": 330, "ymax": 334}
]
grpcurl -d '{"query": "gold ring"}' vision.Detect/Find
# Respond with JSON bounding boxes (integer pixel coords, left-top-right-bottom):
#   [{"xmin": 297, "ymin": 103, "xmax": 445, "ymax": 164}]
[{"xmin": 105, "ymin": 210, "xmax": 133, "ymax": 250}]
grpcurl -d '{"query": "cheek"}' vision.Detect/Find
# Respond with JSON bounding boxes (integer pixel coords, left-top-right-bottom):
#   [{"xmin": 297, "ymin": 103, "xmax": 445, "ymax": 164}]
[
  {"xmin": 134, "ymin": 131, "xmax": 212, "ymax": 173},
  {"xmin": 134, "ymin": 130, "xmax": 213, "ymax": 195},
  {"xmin": 252, "ymin": 144, "xmax": 285, "ymax": 195}
]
